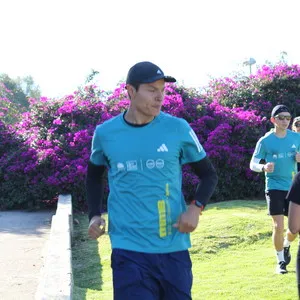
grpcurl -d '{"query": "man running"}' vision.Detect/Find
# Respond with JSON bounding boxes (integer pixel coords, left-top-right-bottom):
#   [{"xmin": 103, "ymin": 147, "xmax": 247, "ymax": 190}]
[
  {"xmin": 250, "ymin": 104, "xmax": 300, "ymax": 274},
  {"xmin": 86, "ymin": 61, "xmax": 218, "ymax": 299},
  {"xmin": 287, "ymin": 171, "xmax": 300, "ymax": 297},
  {"xmin": 292, "ymin": 116, "xmax": 300, "ymax": 172},
  {"xmin": 292, "ymin": 116, "xmax": 300, "ymax": 134}
]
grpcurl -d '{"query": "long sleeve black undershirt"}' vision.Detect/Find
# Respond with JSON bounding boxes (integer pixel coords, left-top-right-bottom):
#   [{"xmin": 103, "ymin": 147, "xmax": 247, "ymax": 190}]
[
  {"xmin": 189, "ymin": 157, "xmax": 218, "ymax": 207},
  {"xmin": 86, "ymin": 157, "xmax": 218, "ymax": 221},
  {"xmin": 86, "ymin": 162, "xmax": 106, "ymax": 221}
]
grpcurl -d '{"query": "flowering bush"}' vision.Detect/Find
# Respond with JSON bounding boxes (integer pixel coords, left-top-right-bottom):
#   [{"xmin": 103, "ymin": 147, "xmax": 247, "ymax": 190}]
[
  {"xmin": 207, "ymin": 64, "xmax": 300, "ymax": 118},
  {"xmin": 0, "ymin": 86, "xmax": 110, "ymax": 209},
  {"xmin": 1, "ymin": 64, "xmax": 300, "ymax": 209}
]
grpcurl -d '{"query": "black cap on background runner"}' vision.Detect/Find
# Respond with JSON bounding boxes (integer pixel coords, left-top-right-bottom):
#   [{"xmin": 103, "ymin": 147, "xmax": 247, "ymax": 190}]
[
  {"xmin": 271, "ymin": 105, "xmax": 290, "ymax": 117},
  {"xmin": 126, "ymin": 61, "xmax": 176, "ymax": 85},
  {"xmin": 293, "ymin": 116, "xmax": 300, "ymax": 124}
]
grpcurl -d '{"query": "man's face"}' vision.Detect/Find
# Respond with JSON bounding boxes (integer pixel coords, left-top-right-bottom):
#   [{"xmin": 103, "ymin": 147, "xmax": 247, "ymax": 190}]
[
  {"xmin": 128, "ymin": 79, "xmax": 165, "ymax": 118},
  {"xmin": 271, "ymin": 112, "xmax": 292, "ymax": 130},
  {"xmin": 294, "ymin": 121, "xmax": 300, "ymax": 133}
]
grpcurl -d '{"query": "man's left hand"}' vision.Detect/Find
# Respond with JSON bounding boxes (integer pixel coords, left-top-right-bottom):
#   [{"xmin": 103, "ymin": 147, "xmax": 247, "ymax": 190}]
[
  {"xmin": 296, "ymin": 152, "xmax": 300, "ymax": 163},
  {"xmin": 173, "ymin": 204, "xmax": 201, "ymax": 233}
]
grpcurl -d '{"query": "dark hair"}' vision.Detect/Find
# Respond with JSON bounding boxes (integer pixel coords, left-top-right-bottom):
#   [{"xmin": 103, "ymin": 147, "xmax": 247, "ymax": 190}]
[
  {"xmin": 127, "ymin": 83, "xmax": 141, "ymax": 100},
  {"xmin": 271, "ymin": 104, "xmax": 290, "ymax": 117},
  {"xmin": 130, "ymin": 82, "xmax": 141, "ymax": 91}
]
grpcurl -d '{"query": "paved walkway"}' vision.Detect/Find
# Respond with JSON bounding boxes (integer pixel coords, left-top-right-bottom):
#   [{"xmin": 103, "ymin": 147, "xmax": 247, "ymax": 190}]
[{"xmin": 0, "ymin": 210, "xmax": 54, "ymax": 300}]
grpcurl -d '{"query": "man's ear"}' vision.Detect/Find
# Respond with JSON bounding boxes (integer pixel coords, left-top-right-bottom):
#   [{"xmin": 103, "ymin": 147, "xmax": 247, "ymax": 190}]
[
  {"xmin": 270, "ymin": 117, "xmax": 275, "ymax": 125},
  {"xmin": 126, "ymin": 84, "xmax": 135, "ymax": 100}
]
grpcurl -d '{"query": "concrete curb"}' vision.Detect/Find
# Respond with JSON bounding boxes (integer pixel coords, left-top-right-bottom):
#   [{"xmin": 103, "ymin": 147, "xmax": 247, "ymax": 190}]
[{"xmin": 35, "ymin": 194, "xmax": 73, "ymax": 300}]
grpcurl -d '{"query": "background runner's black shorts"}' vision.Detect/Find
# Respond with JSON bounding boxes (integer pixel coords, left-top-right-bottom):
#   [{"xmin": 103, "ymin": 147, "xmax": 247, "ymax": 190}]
[{"xmin": 265, "ymin": 189, "xmax": 289, "ymax": 216}]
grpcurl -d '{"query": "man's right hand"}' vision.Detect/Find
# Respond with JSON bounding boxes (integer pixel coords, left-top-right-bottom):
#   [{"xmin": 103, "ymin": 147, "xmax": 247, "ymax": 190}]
[
  {"xmin": 263, "ymin": 162, "xmax": 274, "ymax": 173},
  {"xmin": 88, "ymin": 216, "xmax": 106, "ymax": 240}
]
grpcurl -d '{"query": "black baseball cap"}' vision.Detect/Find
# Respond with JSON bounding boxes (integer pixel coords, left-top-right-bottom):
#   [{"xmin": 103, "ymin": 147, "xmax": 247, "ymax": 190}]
[
  {"xmin": 271, "ymin": 105, "xmax": 290, "ymax": 117},
  {"xmin": 126, "ymin": 61, "xmax": 176, "ymax": 85}
]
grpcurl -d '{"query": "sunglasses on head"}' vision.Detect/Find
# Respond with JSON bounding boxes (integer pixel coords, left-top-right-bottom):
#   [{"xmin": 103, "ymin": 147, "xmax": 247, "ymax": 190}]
[
  {"xmin": 274, "ymin": 115, "xmax": 292, "ymax": 121},
  {"xmin": 295, "ymin": 122, "xmax": 300, "ymax": 128}
]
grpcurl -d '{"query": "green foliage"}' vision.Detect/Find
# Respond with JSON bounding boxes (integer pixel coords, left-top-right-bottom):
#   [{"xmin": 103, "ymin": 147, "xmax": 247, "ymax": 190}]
[
  {"xmin": 85, "ymin": 69, "xmax": 100, "ymax": 84},
  {"xmin": 0, "ymin": 98, "xmax": 24, "ymax": 124},
  {"xmin": 17, "ymin": 75, "xmax": 41, "ymax": 100},
  {"xmin": 0, "ymin": 73, "xmax": 41, "ymax": 108}
]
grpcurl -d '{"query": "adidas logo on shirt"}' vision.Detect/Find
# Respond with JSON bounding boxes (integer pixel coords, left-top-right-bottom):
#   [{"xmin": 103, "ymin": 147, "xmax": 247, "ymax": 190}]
[
  {"xmin": 291, "ymin": 144, "xmax": 296, "ymax": 149},
  {"xmin": 157, "ymin": 144, "xmax": 168, "ymax": 152}
]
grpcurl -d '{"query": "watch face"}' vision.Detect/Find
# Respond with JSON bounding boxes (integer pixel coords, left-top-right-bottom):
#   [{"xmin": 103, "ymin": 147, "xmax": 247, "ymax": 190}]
[
  {"xmin": 195, "ymin": 200, "xmax": 203, "ymax": 207},
  {"xmin": 192, "ymin": 200, "xmax": 204, "ymax": 211}
]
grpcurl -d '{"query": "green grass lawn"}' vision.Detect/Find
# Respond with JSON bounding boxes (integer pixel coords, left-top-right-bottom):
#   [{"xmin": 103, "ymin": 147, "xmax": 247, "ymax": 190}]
[{"xmin": 72, "ymin": 200, "xmax": 299, "ymax": 300}]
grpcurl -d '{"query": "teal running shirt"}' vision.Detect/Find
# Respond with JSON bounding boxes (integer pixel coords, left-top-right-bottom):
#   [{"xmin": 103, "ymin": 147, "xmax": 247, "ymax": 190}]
[
  {"xmin": 252, "ymin": 129, "xmax": 300, "ymax": 191},
  {"xmin": 90, "ymin": 112, "xmax": 206, "ymax": 253}
]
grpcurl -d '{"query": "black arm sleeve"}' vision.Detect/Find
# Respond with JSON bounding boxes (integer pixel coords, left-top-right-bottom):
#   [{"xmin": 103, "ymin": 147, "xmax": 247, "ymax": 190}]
[
  {"xmin": 287, "ymin": 172, "xmax": 300, "ymax": 205},
  {"xmin": 189, "ymin": 157, "xmax": 218, "ymax": 207},
  {"xmin": 86, "ymin": 161, "xmax": 106, "ymax": 221}
]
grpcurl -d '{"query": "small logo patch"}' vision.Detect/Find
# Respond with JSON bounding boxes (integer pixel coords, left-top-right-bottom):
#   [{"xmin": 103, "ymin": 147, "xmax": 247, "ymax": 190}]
[{"xmin": 157, "ymin": 144, "xmax": 168, "ymax": 152}]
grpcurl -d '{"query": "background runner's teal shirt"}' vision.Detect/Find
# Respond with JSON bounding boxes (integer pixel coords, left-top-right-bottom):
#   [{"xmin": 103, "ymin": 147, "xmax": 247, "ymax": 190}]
[
  {"xmin": 252, "ymin": 129, "xmax": 300, "ymax": 191},
  {"xmin": 90, "ymin": 112, "xmax": 206, "ymax": 253}
]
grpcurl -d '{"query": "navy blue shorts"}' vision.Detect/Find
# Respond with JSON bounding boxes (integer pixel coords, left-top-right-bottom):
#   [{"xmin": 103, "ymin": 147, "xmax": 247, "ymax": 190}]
[{"xmin": 111, "ymin": 248, "xmax": 193, "ymax": 300}]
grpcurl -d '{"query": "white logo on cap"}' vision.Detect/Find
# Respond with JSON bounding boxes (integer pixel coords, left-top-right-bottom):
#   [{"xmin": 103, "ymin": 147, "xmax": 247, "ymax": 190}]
[{"xmin": 157, "ymin": 69, "xmax": 162, "ymax": 74}]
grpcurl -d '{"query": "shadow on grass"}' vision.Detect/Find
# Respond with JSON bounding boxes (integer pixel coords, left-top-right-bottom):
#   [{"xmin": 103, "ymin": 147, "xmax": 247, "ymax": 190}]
[
  {"xmin": 72, "ymin": 215, "xmax": 103, "ymax": 300},
  {"xmin": 190, "ymin": 231, "xmax": 272, "ymax": 255}
]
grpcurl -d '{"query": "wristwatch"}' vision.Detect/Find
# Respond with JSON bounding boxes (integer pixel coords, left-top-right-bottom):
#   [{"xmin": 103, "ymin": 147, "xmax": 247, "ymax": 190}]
[{"xmin": 191, "ymin": 200, "xmax": 204, "ymax": 212}]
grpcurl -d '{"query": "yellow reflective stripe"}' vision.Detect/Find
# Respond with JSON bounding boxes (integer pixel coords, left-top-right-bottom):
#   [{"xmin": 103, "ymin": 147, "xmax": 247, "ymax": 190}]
[
  {"xmin": 158, "ymin": 200, "xmax": 167, "ymax": 237},
  {"xmin": 165, "ymin": 183, "xmax": 170, "ymax": 197},
  {"xmin": 158, "ymin": 184, "xmax": 172, "ymax": 238},
  {"xmin": 165, "ymin": 183, "xmax": 172, "ymax": 235},
  {"xmin": 166, "ymin": 199, "xmax": 172, "ymax": 236}
]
